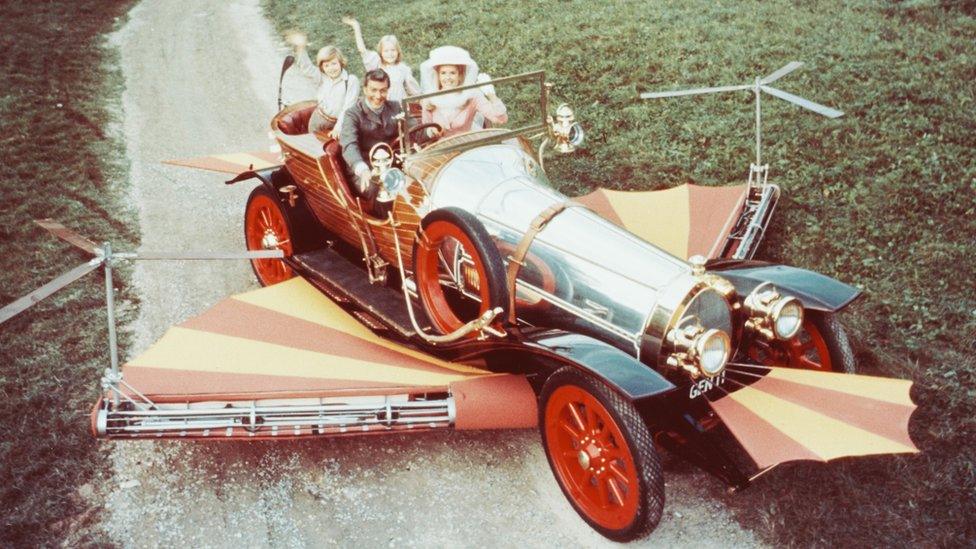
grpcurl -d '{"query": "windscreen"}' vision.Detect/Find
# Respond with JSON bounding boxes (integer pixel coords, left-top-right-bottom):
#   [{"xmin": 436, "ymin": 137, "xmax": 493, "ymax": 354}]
[{"xmin": 399, "ymin": 71, "xmax": 547, "ymax": 156}]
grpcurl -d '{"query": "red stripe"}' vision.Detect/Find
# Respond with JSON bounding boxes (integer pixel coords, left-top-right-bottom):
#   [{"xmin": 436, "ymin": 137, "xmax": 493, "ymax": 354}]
[
  {"xmin": 709, "ymin": 393, "xmax": 822, "ymax": 469},
  {"xmin": 122, "ymin": 366, "xmax": 446, "ymax": 402},
  {"xmin": 178, "ymin": 298, "xmax": 472, "ymax": 377},
  {"xmin": 686, "ymin": 184, "xmax": 748, "ymax": 259},
  {"xmin": 574, "ymin": 190, "xmax": 624, "ymax": 226},
  {"xmin": 750, "ymin": 375, "xmax": 918, "ymax": 450}
]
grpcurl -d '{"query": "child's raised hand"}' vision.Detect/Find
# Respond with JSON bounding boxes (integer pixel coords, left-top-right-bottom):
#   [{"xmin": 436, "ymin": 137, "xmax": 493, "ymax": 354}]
[
  {"xmin": 341, "ymin": 16, "xmax": 359, "ymax": 27},
  {"xmin": 285, "ymin": 30, "xmax": 307, "ymax": 49}
]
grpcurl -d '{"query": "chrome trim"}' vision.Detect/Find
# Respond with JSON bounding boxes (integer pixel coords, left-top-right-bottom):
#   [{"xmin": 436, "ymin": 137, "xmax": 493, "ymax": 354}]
[{"xmin": 96, "ymin": 395, "xmax": 455, "ymax": 439}]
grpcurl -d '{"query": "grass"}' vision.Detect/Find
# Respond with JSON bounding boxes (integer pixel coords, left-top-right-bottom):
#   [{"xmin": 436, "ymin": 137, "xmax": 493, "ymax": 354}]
[
  {"xmin": 0, "ymin": 0, "xmax": 136, "ymax": 546},
  {"xmin": 262, "ymin": 0, "xmax": 976, "ymax": 545}
]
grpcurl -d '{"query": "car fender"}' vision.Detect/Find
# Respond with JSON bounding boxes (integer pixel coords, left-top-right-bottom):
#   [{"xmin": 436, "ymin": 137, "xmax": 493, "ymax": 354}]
[
  {"xmin": 520, "ymin": 330, "xmax": 676, "ymax": 400},
  {"xmin": 226, "ymin": 166, "xmax": 285, "ymax": 192},
  {"xmin": 711, "ymin": 262, "xmax": 862, "ymax": 312}
]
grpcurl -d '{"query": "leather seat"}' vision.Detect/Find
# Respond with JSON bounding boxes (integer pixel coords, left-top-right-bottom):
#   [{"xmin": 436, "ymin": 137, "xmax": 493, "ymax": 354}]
[
  {"xmin": 277, "ymin": 106, "xmax": 316, "ymax": 135},
  {"xmin": 322, "ymin": 140, "xmax": 356, "ymax": 204}
]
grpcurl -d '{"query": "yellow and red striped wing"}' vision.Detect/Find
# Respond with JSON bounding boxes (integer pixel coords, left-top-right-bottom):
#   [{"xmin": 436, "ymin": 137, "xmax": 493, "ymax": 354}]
[
  {"xmin": 122, "ymin": 278, "xmax": 536, "ymax": 428},
  {"xmin": 710, "ymin": 367, "xmax": 918, "ymax": 469},
  {"xmin": 163, "ymin": 151, "xmax": 282, "ymax": 174},
  {"xmin": 576, "ymin": 184, "xmax": 747, "ymax": 259}
]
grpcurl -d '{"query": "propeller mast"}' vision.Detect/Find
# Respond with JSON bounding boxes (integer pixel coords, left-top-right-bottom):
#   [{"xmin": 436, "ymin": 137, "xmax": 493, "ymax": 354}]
[{"xmin": 754, "ymin": 76, "xmax": 762, "ymax": 166}]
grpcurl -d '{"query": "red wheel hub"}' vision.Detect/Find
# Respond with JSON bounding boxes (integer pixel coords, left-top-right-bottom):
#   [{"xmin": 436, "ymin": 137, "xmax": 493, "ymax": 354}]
[
  {"xmin": 544, "ymin": 385, "xmax": 640, "ymax": 530},
  {"xmin": 245, "ymin": 193, "xmax": 294, "ymax": 286},
  {"xmin": 748, "ymin": 318, "xmax": 833, "ymax": 371},
  {"xmin": 414, "ymin": 220, "xmax": 492, "ymax": 333}
]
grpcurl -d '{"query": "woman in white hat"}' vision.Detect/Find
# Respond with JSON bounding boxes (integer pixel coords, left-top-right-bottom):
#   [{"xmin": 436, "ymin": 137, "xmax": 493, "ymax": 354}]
[
  {"xmin": 287, "ymin": 32, "xmax": 360, "ymax": 139},
  {"xmin": 419, "ymin": 46, "xmax": 507, "ymax": 138},
  {"xmin": 342, "ymin": 17, "xmax": 420, "ymax": 102}
]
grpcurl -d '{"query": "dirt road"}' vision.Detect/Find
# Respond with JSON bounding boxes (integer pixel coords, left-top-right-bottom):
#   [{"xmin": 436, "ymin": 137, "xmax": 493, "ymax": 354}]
[{"xmin": 101, "ymin": 1, "xmax": 764, "ymax": 546}]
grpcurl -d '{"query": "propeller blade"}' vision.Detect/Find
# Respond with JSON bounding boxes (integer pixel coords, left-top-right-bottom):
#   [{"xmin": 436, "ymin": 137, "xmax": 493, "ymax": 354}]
[
  {"xmin": 34, "ymin": 219, "xmax": 99, "ymax": 255},
  {"xmin": 760, "ymin": 85, "xmax": 844, "ymax": 118},
  {"xmin": 0, "ymin": 260, "xmax": 101, "ymax": 325},
  {"xmin": 640, "ymin": 84, "xmax": 751, "ymax": 99},
  {"xmin": 130, "ymin": 250, "xmax": 285, "ymax": 260},
  {"xmin": 760, "ymin": 61, "xmax": 804, "ymax": 85}
]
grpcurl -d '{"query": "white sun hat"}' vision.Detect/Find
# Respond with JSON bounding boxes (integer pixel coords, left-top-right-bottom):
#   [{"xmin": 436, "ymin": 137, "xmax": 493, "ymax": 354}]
[{"xmin": 419, "ymin": 46, "xmax": 480, "ymax": 92}]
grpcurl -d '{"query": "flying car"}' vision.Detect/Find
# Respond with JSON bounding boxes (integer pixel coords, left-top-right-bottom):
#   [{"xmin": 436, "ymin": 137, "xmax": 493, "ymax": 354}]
[{"xmin": 2, "ymin": 62, "xmax": 917, "ymax": 542}]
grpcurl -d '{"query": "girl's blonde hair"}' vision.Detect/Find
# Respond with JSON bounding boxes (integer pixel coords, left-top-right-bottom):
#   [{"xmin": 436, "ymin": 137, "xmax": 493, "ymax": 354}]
[
  {"xmin": 375, "ymin": 35, "xmax": 402, "ymax": 65},
  {"xmin": 316, "ymin": 45, "xmax": 348, "ymax": 71}
]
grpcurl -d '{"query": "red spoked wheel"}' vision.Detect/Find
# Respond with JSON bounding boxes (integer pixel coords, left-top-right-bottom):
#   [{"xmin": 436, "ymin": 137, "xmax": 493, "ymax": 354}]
[
  {"xmin": 412, "ymin": 208, "xmax": 508, "ymax": 334},
  {"xmin": 540, "ymin": 367, "xmax": 664, "ymax": 541},
  {"xmin": 746, "ymin": 311, "xmax": 856, "ymax": 372},
  {"xmin": 244, "ymin": 186, "xmax": 295, "ymax": 286}
]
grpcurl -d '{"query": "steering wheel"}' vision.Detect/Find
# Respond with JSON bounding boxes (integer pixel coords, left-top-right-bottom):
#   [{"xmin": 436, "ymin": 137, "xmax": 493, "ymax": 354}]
[{"xmin": 408, "ymin": 122, "xmax": 443, "ymax": 145}]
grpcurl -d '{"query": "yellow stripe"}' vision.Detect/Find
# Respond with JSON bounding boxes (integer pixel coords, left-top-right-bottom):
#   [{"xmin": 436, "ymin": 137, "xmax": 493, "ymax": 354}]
[
  {"xmin": 731, "ymin": 385, "xmax": 917, "ymax": 460},
  {"xmin": 767, "ymin": 368, "xmax": 914, "ymax": 406},
  {"xmin": 604, "ymin": 186, "xmax": 690, "ymax": 259},
  {"xmin": 233, "ymin": 279, "xmax": 489, "ymax": 375},
  {"xmin": 215, "ymin": 152, "xmax": 278, "ymax": 169},
  {"xmin": 128, "ymin": 327, "xmax": 469, "ymax": 386}
]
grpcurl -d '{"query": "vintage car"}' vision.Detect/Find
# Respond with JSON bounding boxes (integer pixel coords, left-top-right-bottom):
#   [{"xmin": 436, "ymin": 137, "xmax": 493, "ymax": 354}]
[
  {"xmin": 207, "ymin": 67, "xmax": 874, "ymax": 540},
  {"xmin": 73, "ymin": 65, "xmax": 915, "ymax": 542}
]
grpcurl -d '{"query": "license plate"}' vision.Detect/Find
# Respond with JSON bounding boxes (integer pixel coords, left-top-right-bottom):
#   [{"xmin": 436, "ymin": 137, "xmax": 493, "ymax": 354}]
[{"xmin": 689, "ymin": 372, "xmax": 726, "ymax": 399}]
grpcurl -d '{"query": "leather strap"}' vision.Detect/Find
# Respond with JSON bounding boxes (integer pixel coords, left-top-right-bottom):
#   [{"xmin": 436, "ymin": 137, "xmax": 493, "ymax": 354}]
[{"xmin": 505, "ymin": 201, "xmax": 583, "ymax": 323}]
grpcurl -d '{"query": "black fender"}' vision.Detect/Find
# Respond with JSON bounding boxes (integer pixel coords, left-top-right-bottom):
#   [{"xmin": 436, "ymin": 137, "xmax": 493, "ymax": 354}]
[
  {"xmin": 709, "ymin": 261, "xmax": 861, "ymax": 312},
  {"xmin": 520, "ymin": 330, "xmax": 676, "ymax": 401},
  {"xmin": 233, "ymin": 167, "xmax": 323, "ymax": 250},
  {"xmin": 226, "ymin": 166, "xmax": 286, "ymax": 190}
]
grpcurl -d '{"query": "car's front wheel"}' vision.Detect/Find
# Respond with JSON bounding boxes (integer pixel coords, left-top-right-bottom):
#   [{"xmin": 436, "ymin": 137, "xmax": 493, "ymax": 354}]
[
  {"xmin": 746, "ymin": 311, "xmax": 856, "ymax": 372},
  {"xmin": 539, "ymin": 367, "xmax": 664, "ymax": 542}
]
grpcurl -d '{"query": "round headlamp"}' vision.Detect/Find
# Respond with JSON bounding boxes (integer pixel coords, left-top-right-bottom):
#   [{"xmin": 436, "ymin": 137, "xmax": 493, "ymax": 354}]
[
  {"xmin": 771, "ymin": 297, "xmax": 804, "ymax": 340},
  {"xmin": 744, "ymin": 283, "xmax": 805, "ymax": 341},
  {"xmin": 694, "ymin": 329, "xmax": 731, "ymax": 377}
]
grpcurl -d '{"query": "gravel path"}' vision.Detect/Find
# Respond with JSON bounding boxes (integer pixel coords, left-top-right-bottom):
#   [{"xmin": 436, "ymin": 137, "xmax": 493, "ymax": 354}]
[{"xmin": 101, "ymin": 1, "xmax": 765, "ymax": 546}]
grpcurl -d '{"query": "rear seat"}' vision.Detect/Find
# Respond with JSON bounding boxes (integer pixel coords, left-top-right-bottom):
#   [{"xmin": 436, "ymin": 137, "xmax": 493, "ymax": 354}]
[
  {"xmin": 277, "ymin": 106, "xmax": 316, "ymax": 135},
  {"xmin": 274, "ymin": 105, "xmax": 366, "ymax": 213}
]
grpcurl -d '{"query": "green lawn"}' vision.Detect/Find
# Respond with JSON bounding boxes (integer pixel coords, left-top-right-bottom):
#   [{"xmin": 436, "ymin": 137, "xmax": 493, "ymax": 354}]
[
  {"xmin": 263, "ymin": 0, "xmax": 975, "ymax": 545},
  {"xmin": 0, "ymin": 1, "xmax": 136, "ymax": 546}
]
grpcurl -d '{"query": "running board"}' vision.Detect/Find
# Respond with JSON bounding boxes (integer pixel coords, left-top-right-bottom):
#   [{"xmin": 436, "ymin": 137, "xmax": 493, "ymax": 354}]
[{"xmin": 93, "ymin": 393, "xmax": 455, "ymax": 440}]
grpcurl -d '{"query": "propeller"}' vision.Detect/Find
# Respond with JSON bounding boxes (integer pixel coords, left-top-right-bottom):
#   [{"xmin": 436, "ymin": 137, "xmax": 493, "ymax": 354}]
[
  {"xmin": 640, "ymin": 61, "xmax": 844, "ymax": 165},
  {"xmin": 0, "ymin": 220, "xmax": 284, "ymax": 326}
]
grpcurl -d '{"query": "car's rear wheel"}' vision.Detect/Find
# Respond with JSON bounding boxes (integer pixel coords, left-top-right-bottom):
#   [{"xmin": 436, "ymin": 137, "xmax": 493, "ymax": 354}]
[
  {"xmin": 746, "ymin": 311, "xmax": 856, "ymax": 372},
  {"xmin": 540, "ymin": 367, "xmax": 664, "ymax": 542},
  {"xmin": 244, "ymin": 186, "xmax": 295, "ymax": 286},
  {"xmin": 412, "ymin": 208, "xmax": 508, "ymax": 334}
]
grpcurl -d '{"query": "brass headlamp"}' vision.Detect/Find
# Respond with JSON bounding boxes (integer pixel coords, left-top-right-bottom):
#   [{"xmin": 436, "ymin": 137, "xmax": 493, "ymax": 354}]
[
  {"xmin": 369, "ymin": 144, "xmax": 406, "ymax": 203},
  {"xmin": 665, "ymin": 321, "xmax": 731, "ymax": 379},
  {"xmin": 743, "ymin": 283, "xmax": 804, "ymax": 341},
  {"xmin": 548, "ymin": 103, "xmax": 585, "ymax": 153}
]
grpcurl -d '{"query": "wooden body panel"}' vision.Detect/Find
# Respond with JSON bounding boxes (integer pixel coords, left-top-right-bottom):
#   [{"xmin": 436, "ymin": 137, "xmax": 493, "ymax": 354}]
[{"xmin": 273, "ymin": 132, "xmax": 423, "ymax": 272}]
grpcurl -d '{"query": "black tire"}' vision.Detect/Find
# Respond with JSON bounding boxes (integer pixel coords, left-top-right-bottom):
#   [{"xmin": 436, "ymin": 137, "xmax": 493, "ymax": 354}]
[
  {"xmin": 539, "ymin": 367, "xmax": 664, "ymax": 542},
  {"xmin": 412, "ymin": 207, "xmax": 508, "ymax": 334},
  {"xmin": 808, "ymin": 311, "xmax": 857, "ymax": 373}
]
